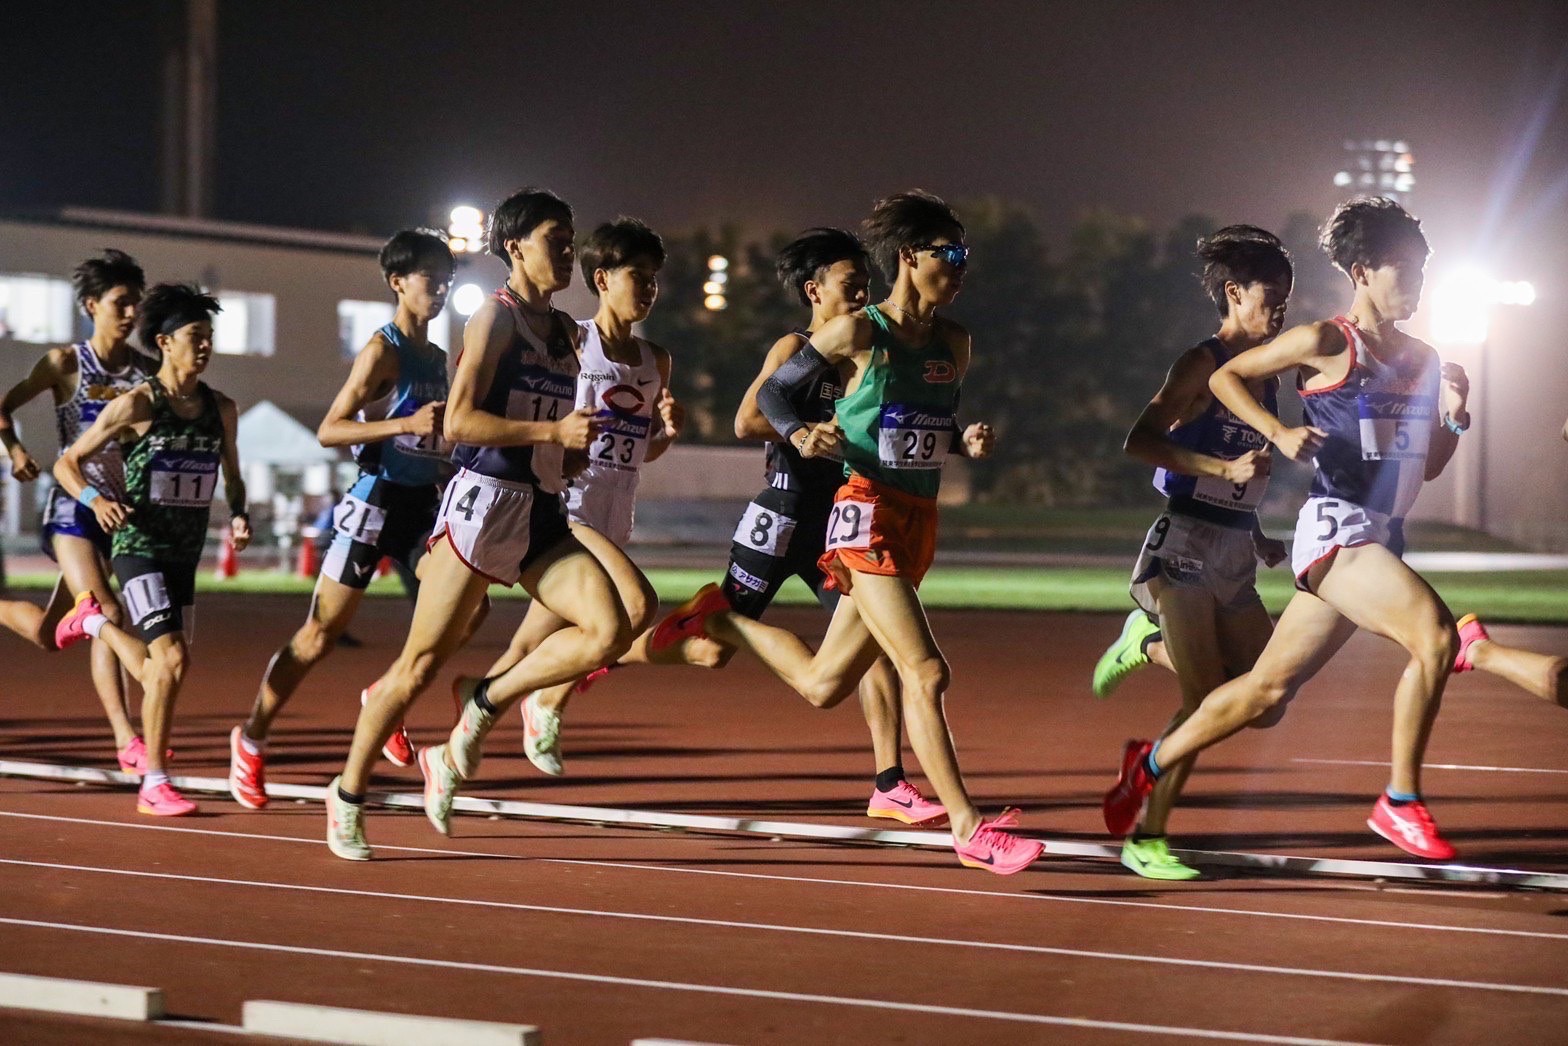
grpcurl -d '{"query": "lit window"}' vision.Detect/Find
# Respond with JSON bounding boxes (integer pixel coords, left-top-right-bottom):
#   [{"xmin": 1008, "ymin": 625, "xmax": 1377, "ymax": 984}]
[
  {"xmin": 213, "ymin": 291, "xmax": 276, "ymax": 356},
  {"xmin": 0, "ymin": 274, "xmax": 74, "ymax": 344},
  {"xmin": 336, "ymin": 300, "xmax": 452, "ymax": 360}
]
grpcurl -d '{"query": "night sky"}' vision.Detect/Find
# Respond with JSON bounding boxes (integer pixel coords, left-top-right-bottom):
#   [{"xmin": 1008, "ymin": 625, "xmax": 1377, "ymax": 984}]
[{"xmin": 3, "ymin": 1, "xmax": 1567, "ymax": 285}]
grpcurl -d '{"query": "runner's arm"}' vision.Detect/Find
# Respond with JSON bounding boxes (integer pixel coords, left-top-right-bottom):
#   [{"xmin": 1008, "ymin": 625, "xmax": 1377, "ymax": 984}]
[
  {"xmin": 0, "ymin": 348, "xmax": 72, "ymax": 480},
  {"xmin": 756, "ymin": 313, "xmax": 864, "ymax": 449},
  {"xmin": 1425, "ymin": 357, "xmax": 1468, "ymax": 481},
  {"xmin": 1211, "ymin": 322, "xmax": 1338, "ymax": 462},
  {"xmin": 1127, "ymin": 347, "xmax": 1263, "ymax": 481},
  {"xmin": 52, "ymin": 387, "xmax": 152, "ymax": 532},
  {"xmin": 214, "ymin": 394, "xmax": 252, "ymax": 550},
  {"xmin": 644, "ymin": 343, "xmax": 682, "ymax": 464},
  {"xmin": 316, "ymin": 333, "xmax": 431, "ymax": 448},
  {"xmin": 735, "ymin": 334, "xmax": 813, "ymax": 441}
]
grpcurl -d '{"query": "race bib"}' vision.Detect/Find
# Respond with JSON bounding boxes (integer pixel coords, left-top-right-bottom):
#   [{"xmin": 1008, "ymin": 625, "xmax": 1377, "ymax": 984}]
[
  {"xmin": 148, "ymin": 452, "xmax": 219, "ymax": 508},
  {"xmin": 589, "ymin": 412, "xmax": 653, "ymax": 473},
  {"xmin": 824, "ymin": 498, "xmax": 875, "ymax": 552},
  {"xmin": 732, "ymin": 501, "xmax": 797, "ymax": 556},
  {"xmin": 332, "ymin": 494, "xmax": 386, "ymax": 545},
  {"xmin": 507, "ymin": 367, "xmax": 575, "ymax": 426},
  {"xmin": 876, "ymin": 404, "xmax": 950, "ymax": 471},
  {"xmin": 391, "ymin": 430, "xmax": 450, "ymax": 460},
  {"xmin": 1191, "ymin": 471, "xmax": 1267, "ymax": 511},
  {"xmin": 1357, "ymin": 393, "xmax": 1434, "ymax": 461},
  {"xmin": 121, "ymin": 570, "xmax": 172, "ymax": 625}
]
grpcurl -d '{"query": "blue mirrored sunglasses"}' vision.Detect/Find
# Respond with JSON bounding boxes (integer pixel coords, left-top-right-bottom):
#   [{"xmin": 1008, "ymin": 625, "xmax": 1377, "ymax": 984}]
[{"xmin": 916, "ymin": 243, "xmax": 970, "ymax": 269}]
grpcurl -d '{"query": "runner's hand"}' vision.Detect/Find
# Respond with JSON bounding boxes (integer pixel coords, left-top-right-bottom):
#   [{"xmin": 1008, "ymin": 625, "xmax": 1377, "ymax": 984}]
[
  {"xmin": 92, "ymin": 498, "xmax": 132, "ymax": 532},
  {"xmin": 1222, "ymin": 448, "xmax": 1271, "ymax": 484},
  {"xmin": 1440, "ymin": 362, "xmax": 1471, "ymax": 429},
  {"xmin": 230, "ymin": 515, "xmax": 253, "ymax": 552},
  {"xmin": 961, "ymin": 422, "xmax": 995, "ymax": 459},
  {"xmin": 7, "ymin": 445, "xmax": 39, "ymax": 482},
  {"xmin": 405, "ymin": 401, "xmax": 444, "ymax": 439},
  {"xmin": 553, "ymin": 407, "xmax": 604, "ymax": 450},
  {"xmin": 657, "ymin": 388, "xmax": 685, "ymax": 439},
  {"xmin": 1271, "ymin": 425, "xmax": 1327, "ymax": 463},
  {"xmin": 1254, "ymin": 534, "xmax": 1288, "ymax": 568},
  {"xmin": 795, "ymin": 421, "xmax": 843, "ymax": 459}
]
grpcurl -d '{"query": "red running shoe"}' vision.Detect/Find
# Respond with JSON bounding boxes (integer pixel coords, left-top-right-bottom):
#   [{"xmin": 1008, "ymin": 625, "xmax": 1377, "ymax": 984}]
[
  {"xmin": 649, "ymin": 583, "xmax": 729, "ymax": 653},
  {"xmin": 1368, "ymin": 794, "xmax": 1457, "ymax": 861},
  {"xmin": 953, "ymin": 808, "xmax": 1044, "ymax": 875},
  {"xmin": 362, "ymin": 685, "xmax": 415, "ymax": 767},
  {"xmin": 228, "ymin": 726, "xmax": 268, "ymax": 810},
  {"xmin": 1453, "ymin": 613, "xmax": 1490, "ymax": 673},
  {"xmin": 573, "ymin": 665, "xmax": 612, "ymax": 695},
  {"xmin": 1103, "ymin": 739, "xmax": 1156, "ymax": 837}
]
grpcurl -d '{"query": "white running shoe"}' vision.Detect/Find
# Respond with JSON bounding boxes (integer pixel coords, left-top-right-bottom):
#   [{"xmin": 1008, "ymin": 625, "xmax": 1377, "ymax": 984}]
[
  {"xmin": 418, "ymin": 745, "xmax": 460, "ymax": 836},
  {"xmin": 326, "ymin": 775, "xmax": 371, "ymax": 861},
  {"xmin": 521, "ymin": 692, "xmax": 564, "ymax": 776},
  {"xmin": 447, "ymin": 676, "xmax": 496, "ymax": 780}
]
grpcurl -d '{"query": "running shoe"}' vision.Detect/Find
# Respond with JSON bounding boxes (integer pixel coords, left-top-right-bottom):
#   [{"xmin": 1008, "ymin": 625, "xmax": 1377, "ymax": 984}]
[
  {"xmin": 418, "ymin": 745, "xmax": 461, "ymax": 836},
  {"xmin": 1120, "ymin": 835, "xmax": 1200, "ymax": 881},
  {"xmin": 228, "ymin": 726, "xmax": 268, "ymax": 810},
  {"xmin": 361, "ymin": 685, "xmax": 415, "ymax": 767},
  {"xmin": 521, "ymin": 692, "xmax": 564, "ymax": 776},
  {"xmin": 136, "ymin": 780, "xmax": 196, "ymax": 817},
  {"xmin": 1453, "ymin": 613, "xmax": 1490, "ymax": 673},
  {"xmin": 447, "ymin": 677, "xmax": 496, "ymax": 780},
  {"xmin": 953, "ymin": 808, "xmax": 1045, "ymax": 875},
  {"xmin": 1103, "ymin": 739, "xmax": 1157, "ymax": 837},
  {"xmin": 1092, "ymin": 610, "xmax": 1161, "ymax": 699},
  {"xmin": 649, "ymin": 583, "xmax": 729, "ymax": 653},
  {"xmin": 326, "ymin": 775, "xmax": 372, "ymax": 861},
  {"xmin": 1367, "ymin": 794, "xmax": 1457, "ymax": 861},
  {"xmin": 54, "ymin": 592, "xmax": 104, "ymax": 651},
  {"xmin": 867, "ymin": 780, "xmax": 947, "ymax": 826},
  {"xmin": 574, "ymin": 665, "xmax": 611, "ymax": 695},
  {"xmin": 117, "ymin": 736, "xmax": 150, "ymax": 775}
]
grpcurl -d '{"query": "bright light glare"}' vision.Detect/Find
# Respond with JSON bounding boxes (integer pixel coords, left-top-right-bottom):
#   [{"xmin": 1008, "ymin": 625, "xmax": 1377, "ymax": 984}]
[
  {"xmin": 704, "ymin": 293, "xmax": 728, "ymax": 311},
  {"xmin": 707, "ymin": 255, "xmax": 729, "ymax": 272},
  {"xmin": 1333, "ymin": 171, "xmax": 1353, "ymax": 187},
  {"xmin": 1498, "ymin": 281, "xmax": 1536, "ymax": 307},
  {"xmin": 452, "ymin": 283, "xmax": 485, "ymax": 317},
  {"xmin": 702, "ymin": 281, "xmax": 724, "ymax": 295},
  {"xmin": 1430, "ymin": 268, "xmax": 1539, "ymax": 346},
  {"xmin": 450, "ymin": 205, "xmax": 482, "ymax": 226}
]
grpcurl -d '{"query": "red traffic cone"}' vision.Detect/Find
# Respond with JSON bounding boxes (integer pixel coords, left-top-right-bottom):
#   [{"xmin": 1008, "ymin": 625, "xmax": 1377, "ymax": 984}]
[
  {"xmin": 215, "ymin": 529, "xmax": 238, "ymax": 580},
  {"xmin": 297, "ymin": 534, "xmax": 320, "ymax": 578},
  {"xmin": 377, "ymin": 556, "xmax": 393, "ymax": 577}
]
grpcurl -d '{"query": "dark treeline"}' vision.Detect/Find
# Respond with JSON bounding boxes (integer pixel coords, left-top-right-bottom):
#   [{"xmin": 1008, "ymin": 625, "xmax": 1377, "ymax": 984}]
[{"xmin": 643, "ymin": 202, "xmax": 1343, "ymax": 506}]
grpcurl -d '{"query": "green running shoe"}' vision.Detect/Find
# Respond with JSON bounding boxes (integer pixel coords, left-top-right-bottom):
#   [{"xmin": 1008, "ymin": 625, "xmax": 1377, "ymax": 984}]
[
  {"xmin": 1120, "ymin": 835, "xmax": 1200, "ymax": 881},
  {"xmin": 1092, "ymin": 609, "xmax": 1161, "ymax": 698}
]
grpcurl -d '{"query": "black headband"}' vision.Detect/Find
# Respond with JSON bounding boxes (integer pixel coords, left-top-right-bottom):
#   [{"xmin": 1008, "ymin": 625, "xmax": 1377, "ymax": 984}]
[{"xmin": 158, "ymin": 308, "xmax": 213, "ymax": 338}]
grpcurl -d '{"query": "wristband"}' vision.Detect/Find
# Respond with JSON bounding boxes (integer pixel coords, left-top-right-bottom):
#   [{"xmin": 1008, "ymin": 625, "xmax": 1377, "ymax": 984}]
[
  {"xmin": 1441, "ymin": 413, "xmax": 1469, "ymax": 436},
  {"xmin": 78, "ymin": 486, "xmax": 101, "ymax": 508}
]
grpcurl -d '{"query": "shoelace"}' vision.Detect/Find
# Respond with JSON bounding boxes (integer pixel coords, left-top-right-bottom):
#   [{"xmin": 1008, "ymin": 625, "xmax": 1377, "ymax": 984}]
[
  {"xmin": 531, "ymin": 704, "xmax": 560, "ymax": 748},
  {"xmin": 974, "ymin": 807, "xmax": 1027, "ymax": 853}
]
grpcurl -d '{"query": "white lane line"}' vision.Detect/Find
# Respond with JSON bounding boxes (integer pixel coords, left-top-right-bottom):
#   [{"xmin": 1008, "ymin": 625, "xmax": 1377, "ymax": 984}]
[
  {"xmin": 2, "ymin": 810, "xmax": 1563, "ymax": 943},
  {"xmin": 2, "ymin": 856, "xmax": 1562, "ymax": 999},
  {"xmin": 0, "ymin": 915, "xmax": 1385, "ymax": 1046},
  {"xmin": 1295, "ymin": 758, "xmax": 1568, "ymax": 776}
]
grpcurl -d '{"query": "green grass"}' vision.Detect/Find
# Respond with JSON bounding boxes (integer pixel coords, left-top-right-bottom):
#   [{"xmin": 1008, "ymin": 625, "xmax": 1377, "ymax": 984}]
[{"xmin": 7, "ymin": 566, "xmax": 1564, "ymax": 623}]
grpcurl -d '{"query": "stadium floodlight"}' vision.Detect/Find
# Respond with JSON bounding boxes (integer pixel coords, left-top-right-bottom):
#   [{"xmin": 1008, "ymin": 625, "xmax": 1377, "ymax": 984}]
[
  {"xmin": 447, "ymin": 205, "xmax": 486, "ymax": 253},
  {"xmin": 704, "ymin": 254, "xmax": 729, "ymax": 311},
  {"xmin": 452, "ymin": 283, "xmax": 485, "ymax": 317},
  {"xmin": 1430, "ymin": 267, "xmax": 1538, "ymax": 346}
]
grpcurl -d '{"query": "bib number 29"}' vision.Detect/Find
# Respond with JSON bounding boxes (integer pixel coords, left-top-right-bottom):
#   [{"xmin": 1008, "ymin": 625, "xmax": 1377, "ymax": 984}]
[{"xmin": 825, "ymin": 499, "xmax": 874, "ymax": 551}]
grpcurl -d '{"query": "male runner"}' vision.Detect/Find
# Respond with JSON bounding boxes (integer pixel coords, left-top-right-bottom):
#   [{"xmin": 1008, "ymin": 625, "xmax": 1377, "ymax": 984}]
[
  {"xmin": 54, "ymin": 283, "xmax": 251, "ymax": 816},
  {"xmin": 230, "ymin": 229, "xmax": 479, "ymax": 810},
  {"xmin": 652, "ymin": 191, "xmax": 1041, "ymax": 874},
  {"xmin": 1105, "ymin": 197, "xmax": 1471, "ymax": 860},
  {"xmin": 0, "ymin": 250, "xmax": 151, "ymax": 769},
  {"xmin": 1101, "ymin": 226, "xmax": 1293, "ymax": 880}
]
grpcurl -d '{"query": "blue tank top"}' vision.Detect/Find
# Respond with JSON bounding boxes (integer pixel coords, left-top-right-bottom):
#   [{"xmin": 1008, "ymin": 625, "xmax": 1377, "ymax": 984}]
[
  {"xmin": 353, "ymin": 323, "xmax": 451, "ymax": 487},
  {"xmin": 1154, "ymin": 338, "xmax": 1277, "ymax": 527},
  {"xmin": 1300, "ymin": 317, "xmax": 1440, "ymax": 518},
  {"xmin": 449, "ymin": 287, "xmax": 578, "ymax": 492}
]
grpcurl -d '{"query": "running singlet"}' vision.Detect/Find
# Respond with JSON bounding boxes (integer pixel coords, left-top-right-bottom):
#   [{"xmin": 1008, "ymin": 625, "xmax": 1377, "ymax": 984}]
[
  {"xmin": 448, "ymin": 287, "xmax": 578, "ymax": 494},
  {"xmin": 113, "ymin": 378, "xmax": 225, "ymax": 562},
  {"xmin": 1300, "ymin": 316, "xmax": 1440, "ymax": 518},
  {"xmin": 352, "ymin": 322, "xmax": 450, "ymax": 487},
  {"xmin": 763, "ymin": 331, "xmax": 844, "ymax": 498},
  {"xmin": 833, "ymin": 305, "xmax": 959, "ymax": 500},
  {"xmin": 55, "ymin": 341, "xmax": 154, "ymax": 499},
  {"xmin": 1154, "ymin": 337, "xmax": 1277, "ymax": 524},
  {"xmin": 573, "ymin": 319, "xmax": 659, "ymax": 490}
]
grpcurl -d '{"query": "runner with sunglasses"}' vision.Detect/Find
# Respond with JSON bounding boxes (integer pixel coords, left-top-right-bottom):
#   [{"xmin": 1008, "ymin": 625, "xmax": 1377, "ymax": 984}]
[{"xmin": 651, "ymin": 191, "xmax": 1042, "ymax": 875}]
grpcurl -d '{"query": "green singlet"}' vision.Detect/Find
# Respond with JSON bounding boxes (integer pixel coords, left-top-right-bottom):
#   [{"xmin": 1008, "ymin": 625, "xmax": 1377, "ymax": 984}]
[
  {"xmin": 113, "ymin": 377, "xmax": 225, "ymax": 562},
  {"xmin": 833, "ymin": 304, "xmax": 960, "ymax": 500}
]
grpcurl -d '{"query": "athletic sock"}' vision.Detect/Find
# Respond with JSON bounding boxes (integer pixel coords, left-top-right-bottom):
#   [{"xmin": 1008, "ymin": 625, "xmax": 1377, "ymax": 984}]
[
  {"xmin": 1384, "ymin": 787, "xmax": 1420, "ymax": 805},
  {"xmin": 239, "ymin": 730, "xmax": 264, "ymax": 755},
  {"xmin": 473, "ymin": 679, "xmax": 498, "ymax": 715},
  {"xmin": 1131, "ymin": 832, "xmax": 1163, "ymax": 843},
  {"xmin": 337, "ymin": 784, "xmax": 365, "ymax": 806},
  {"xmin": 144, "ymin": 770, "xmax": 169, "ymax": 789},
  {"xmin": 1144, "ymin": 739, "xmax": 1165, "ymax": 779},
  {"xmin": 874, "ymin": 766, "xmax": 906, "ymax": 792},
  {"xmin": 1139, "ymin": 630, "xmax": 1162, "ymax": 658},
  {"xmin": 83, "ymin": 612, "xmax": 107, "ymax": 638}
]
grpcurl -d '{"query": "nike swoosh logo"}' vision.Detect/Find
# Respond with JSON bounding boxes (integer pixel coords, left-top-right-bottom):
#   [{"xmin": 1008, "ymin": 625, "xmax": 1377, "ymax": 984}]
[
  {"xmin": 637, "ymin": 378, "xmax": 655, "ymax": 386},
  {"xmin": 970, "ymin": 852, "xmax": 996, "ymax": 865},
  {"xmin": 886, "ymin": 796, "xmax": 915, "ymax": 809}
]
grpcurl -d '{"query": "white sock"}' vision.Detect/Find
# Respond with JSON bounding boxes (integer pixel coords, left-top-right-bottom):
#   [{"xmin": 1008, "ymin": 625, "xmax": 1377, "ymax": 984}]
[
  {"xmin": 240, "ymin": 731, "xmax": 264, "ymax": 755},
  {"xmin": 144, "ymin": 770, "xmax": 169, "ymax": 788},
  {"xmin": 83, "ymin": 613, "xmax": 107, "ymax": 638}
]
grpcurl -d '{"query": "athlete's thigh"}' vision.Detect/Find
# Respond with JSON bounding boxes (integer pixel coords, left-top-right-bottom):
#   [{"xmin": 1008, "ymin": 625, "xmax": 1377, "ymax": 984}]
[
  {"xmin": 1214, "ymin": 599, "xmax": 1274, "ymax": 679},
  {"xmin": 53, "ymin": 534, "xmax": 116, "ymax": 602},
  {"xmin": 396, "ymin": 539, "xmax": 491, "ymax": 660},
  {"xmin": 569, "ymin": 522, "xmax": 652, "ymax": 612},
  {"xmin": 841, "ymin": 571, "xmax": 942, "ymax": 674},
  {"xmin": 1313, "ymin": 543, "xmax": 1453, "ymax": 649},
  {"xmin": 1155, "ymin": 586, "xmax": 1229, "ymax": 703},
  {"xmin": 520, "ymin": 537, "xmax": 622, "ymax": 628},
  {"xmin": 807, "ymin": 590, "xmax": 885, "ymax": 683},
  {"xmin": 1248, "ymin": 589, "xmax": 1355, "ymax": 687}
]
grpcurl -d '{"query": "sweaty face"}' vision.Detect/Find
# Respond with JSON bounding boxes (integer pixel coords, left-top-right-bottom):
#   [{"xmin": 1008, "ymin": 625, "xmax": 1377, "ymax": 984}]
[
  {"xmin": 159, "ymin": 320, "xmax": 214, "ymax": 373},
  {"xmin": 1361, "ymin": 243, "xmax": 1428, "ymax": 321},
  {"xmin": 1230, "ymin": 277, "xmax": 1292, "ymax": 341},
  {"xmin": 395, "ymin": 266, "xmax": 453, "ymax": 322},
  {"xmin": 87, "ymin": 285, "xmax": 142, "ymax": 340},
  {"xmin": 908, "ymin": 232, "xmax": 966, "ymax": 307},
  {"xmin": 809, "ymin": 258, "xmax": 871, "ymax": 318},
  {"xmin": 599, "ymin": 260, "xmax": 660, "ymax": 323},
  {"xmin": 517, "ymin": 219, "xmax": 576, "ymax": 292}
]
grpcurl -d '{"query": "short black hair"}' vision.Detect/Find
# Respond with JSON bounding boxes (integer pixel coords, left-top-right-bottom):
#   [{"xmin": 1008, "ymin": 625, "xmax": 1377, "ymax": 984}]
[
  {"xmin": 135, "ymin": 282, "xmax": 221, "ymax": 349},
  {"xmin": 578, "ymin": 218, "xmax": 666, "ymax": 297},
  {"xmin": 1319, "ymin": 196, "xmax": 1429, "ymax": 275},
  {"xmin": 379, "ymin": 228, "xmax": 454, "ymax": 283},
  {"xmin": 861, "ymin": 190, "xmax": 964, "ymax": 281},
  {"xmin": 776, "ymin": 228, "xmax": 870, "ymax": 306},
  {"xmin": 1197, "ymin": 225, "xmax": 1294, "ymax": 317},
  {"xmin": 71, "ymin": 249, "xmax": 144, "ymax": 312},
  {"xmin": 484, "ymin": 187, "xmax": 574, "ymax": 264}
]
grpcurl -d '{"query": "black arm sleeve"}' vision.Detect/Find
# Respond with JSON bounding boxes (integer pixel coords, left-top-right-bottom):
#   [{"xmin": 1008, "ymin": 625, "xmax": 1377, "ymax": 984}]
[{"xmin": 757, "ymin": 347, "xmax": 831, "ymax": 443}]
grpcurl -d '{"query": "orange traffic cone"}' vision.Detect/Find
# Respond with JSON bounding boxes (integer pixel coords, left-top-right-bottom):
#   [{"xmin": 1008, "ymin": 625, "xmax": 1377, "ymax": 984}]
[
  {"xmin": 215, "ymin": 529, "xmax": 238, "ymax": 580},
  {"xmin": 377, "ymin": 556, "xmax": 393, "ymax": 577},
  {"xmin": 297, "ymin": 534, "xmax": 320, "ymax": 578}
]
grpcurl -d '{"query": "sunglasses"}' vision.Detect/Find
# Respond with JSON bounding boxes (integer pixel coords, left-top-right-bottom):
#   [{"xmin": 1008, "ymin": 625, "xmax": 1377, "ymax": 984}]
[{"xmin": 915, "ymin": 243, "xmax": 970, "ymax": 269}]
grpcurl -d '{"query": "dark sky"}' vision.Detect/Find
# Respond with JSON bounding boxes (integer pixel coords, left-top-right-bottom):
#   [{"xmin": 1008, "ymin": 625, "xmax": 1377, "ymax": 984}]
[{"xmin": 4, "ymin": 1, "xmax": 1567, "ymax": 281}]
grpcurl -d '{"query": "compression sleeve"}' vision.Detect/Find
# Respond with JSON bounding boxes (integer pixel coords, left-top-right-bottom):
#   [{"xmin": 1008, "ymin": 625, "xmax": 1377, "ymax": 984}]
[{"xmin": 757, "ymin": 347, "xmax": 831, "ymax": 443}]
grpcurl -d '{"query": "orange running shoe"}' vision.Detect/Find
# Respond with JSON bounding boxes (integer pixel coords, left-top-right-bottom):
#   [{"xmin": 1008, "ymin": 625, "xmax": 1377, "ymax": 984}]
[{"xmin": 649, "ymin": 583, "xmax": 729, "ymax": 653}]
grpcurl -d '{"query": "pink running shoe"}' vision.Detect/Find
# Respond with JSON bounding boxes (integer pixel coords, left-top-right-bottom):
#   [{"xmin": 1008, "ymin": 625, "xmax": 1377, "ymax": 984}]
[
  {"xmin": 953, "ymin": 808, "xmax": 1044, "ymax": 875},
  {"xmin": 228, "ymin": 726, "xmax": 268, "ymax": 810},
  {"xmin": 649, "ymin": 583, "xmax": 729, "ymax": 653},
  {"xmin": 55, "ymin": 592, "xmax": 104, "ymax": 650},
  {"xmin": 1368, "ymin": 794, "xmax": 1456, "ymax": 861},
  {"xmin": 361, "ymin": 686, "xmax": 415, "ymax": 767},
  {"xmin": 1103, "ymin": 739, "xmax": 1157, "ymax": 837},
  {"xmin": 117, "ymin": 736, "xmax": 150, "ymax": 775},
  {"xmin": 1453, "ymin": 613, "xmax": 1490, "ymax": 673},
  {"xmin": 573, "ymin": 665, "xmax": 612, "ymax": 696},
  {"xmin": 867, "ymin": 780, "xmax": 948, "ymax": 826},
  {"xmin": 137, "ymin": 780, "xmax": 197, "ymax": 817}
]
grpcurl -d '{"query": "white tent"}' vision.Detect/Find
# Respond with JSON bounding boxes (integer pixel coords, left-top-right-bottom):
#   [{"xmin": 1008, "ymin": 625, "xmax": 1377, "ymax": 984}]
[{"xmin": 235, "ymin": 400, "xmax": 343, "ymax": 500}]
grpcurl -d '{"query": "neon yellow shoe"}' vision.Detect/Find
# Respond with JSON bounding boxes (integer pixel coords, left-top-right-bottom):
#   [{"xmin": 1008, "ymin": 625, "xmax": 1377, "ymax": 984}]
[
  {"xmin": 1092, "ymin": 610, "xmax": 1161, "ymax": 698},
  {"xmin": 1120, "ymin": 835, "xmax": 1199, "ymax": 880}
]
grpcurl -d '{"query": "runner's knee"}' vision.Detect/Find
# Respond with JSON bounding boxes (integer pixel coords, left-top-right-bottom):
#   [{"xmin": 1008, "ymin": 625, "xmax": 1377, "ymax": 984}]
[
  {"xmin": 292, "ymin": 619, "xmax": 337, "ymax": 664},
  {"xmin": 899, "ymin": 656, "xmax": 950, "ymax": 701}
]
